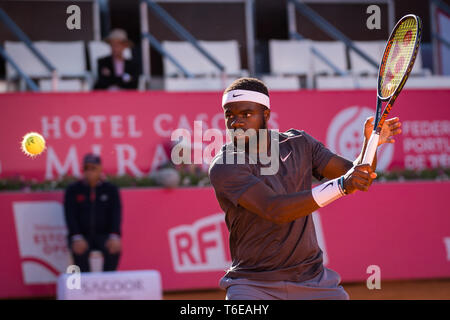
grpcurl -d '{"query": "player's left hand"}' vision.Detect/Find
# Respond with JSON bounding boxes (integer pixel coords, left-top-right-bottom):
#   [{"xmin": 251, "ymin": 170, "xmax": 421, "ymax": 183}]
[{"xmin": 364, "ymin": 116, "xmax": 402, "ymax": 146}]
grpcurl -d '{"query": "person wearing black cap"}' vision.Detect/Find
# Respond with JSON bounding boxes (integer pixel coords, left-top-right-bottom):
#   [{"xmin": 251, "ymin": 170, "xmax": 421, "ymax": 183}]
[{"xmin": 64, "ymin": 153, "xmax": 122, "ymax": 272}]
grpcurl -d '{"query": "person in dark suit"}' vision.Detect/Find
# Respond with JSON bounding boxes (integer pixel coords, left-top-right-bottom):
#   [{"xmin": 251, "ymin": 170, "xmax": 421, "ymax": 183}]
[
  {"xmin": 94, "ymin": 28, "xmax": 139, "ymax": 90},
  {"xmin": 64, "ymin": 153, "xmax": 122, "ymax": 272}
]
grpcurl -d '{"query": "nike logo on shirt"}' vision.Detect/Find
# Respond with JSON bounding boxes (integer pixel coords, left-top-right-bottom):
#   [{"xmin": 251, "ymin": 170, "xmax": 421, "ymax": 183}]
[{"xmin": 281, "ymin": 151, "xmax": 292, "ymax": 162}]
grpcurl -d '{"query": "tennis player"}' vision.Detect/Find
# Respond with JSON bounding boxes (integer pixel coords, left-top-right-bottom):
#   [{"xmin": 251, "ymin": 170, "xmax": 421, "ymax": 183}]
[{"xmin": 208, "ymin": 77, "xmax": 402, "ymax": 300}]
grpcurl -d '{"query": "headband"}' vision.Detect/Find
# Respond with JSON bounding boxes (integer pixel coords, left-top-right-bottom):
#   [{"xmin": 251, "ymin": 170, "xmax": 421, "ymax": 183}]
[{"xmin": 222, "ymin": 89, "xmax": 270, "ymax": 109}]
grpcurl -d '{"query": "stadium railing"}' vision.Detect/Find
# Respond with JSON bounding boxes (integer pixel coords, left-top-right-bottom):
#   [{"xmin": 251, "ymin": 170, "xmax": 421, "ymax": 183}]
[
  {"xmin": 140, "ymin": 0, "xmax": 227, "ymax": 90},
  {"xmin": 5, "ymin": 41, "xmax": 92, "ymax": 92},
  {"xmin": 139, "ymin": 0, "xmax": 256, "ymax": 91},
  {"xmin": 0, "ymin": 0, "xmax": 101, "ymax": 92},
  {"xmin": 0, "ymin": 8, "xmax": 55, "ymax": 92}
]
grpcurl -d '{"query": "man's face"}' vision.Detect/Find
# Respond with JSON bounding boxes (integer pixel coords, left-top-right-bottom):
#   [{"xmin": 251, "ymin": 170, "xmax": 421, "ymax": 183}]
[
  {"xmin": 83, "ymin": 164, "xmax": 102, "ymax": 184},
  {"xmin": 224, "ymin": 101, "xmax": 270, "ymax": 145},
  {"xmin": 109, "ymin": 40, "xmax": 127, "ymax": 59}
]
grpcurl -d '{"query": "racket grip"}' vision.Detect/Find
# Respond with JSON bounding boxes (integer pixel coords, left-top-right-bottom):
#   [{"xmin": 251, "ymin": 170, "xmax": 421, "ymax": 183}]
[{"xmin": 362, "ymin": 132, "xmax": 380, "ymax": 165}]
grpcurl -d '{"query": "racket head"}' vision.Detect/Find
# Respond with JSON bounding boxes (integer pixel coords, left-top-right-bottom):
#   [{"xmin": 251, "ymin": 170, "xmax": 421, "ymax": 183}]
[{"xmin": 377, "ymin": 14, "xmax": 422, "ymax": 101}]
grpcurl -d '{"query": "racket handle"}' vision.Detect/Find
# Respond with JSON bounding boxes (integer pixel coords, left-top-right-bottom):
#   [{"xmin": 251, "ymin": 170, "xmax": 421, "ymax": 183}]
[{"xmin": 362, "ymin": 132, "xmax": 380, "ymax": 165}]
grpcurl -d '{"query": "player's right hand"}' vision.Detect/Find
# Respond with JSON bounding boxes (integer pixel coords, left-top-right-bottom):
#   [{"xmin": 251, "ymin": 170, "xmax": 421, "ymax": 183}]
[
  {"xmin": 343, "ymin": 164, "xmax": 377, "ymax": 194},
  {"xmin": 72, "ymin": 239, "xmax": 89, "ymax": 255}
]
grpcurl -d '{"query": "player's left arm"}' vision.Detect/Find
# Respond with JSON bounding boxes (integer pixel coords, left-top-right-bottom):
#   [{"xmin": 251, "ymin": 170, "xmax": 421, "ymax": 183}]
[{"xmin": 322, "ymin": 117, "xmax": 402, "ymax": 179}]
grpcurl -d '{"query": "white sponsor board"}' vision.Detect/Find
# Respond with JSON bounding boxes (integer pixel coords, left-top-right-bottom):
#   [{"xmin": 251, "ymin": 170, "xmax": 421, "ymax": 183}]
[
  {"xmin": 13, "ymin": 201, "xmax": 71, "ymax": 284},
  {"xmin": 57, "ymin": 270, "xmax": 162, "ymax": 300}
]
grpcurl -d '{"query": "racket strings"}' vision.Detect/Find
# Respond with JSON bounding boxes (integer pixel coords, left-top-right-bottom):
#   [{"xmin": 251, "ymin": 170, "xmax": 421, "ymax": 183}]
[{"xmin": 379, "ymin": 17, "xmax": 418, "ymax": 98}]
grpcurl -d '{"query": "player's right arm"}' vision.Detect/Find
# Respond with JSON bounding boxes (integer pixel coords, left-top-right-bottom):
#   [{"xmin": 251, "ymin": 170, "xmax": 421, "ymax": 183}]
[
  {"xmin": 237, "ymin": 164, "xmax": 376, "ymax": 224},
  {"xmin": 209, "ymin": 161, "xmax": 375, "ymax": 225},
  {"xmin": 237, "ymin": 181, "xmax": 319, "ymax": 224}
]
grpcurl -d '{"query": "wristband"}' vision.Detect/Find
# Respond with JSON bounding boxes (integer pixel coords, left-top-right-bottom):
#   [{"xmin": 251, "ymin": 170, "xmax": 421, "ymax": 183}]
[
  {"xmin": 338, "ymin": 176, "xmax": 348, "ymax": 195},
  {"xmin": 311, "ymin": 176, "xmax": 346, "ymax": 207}
]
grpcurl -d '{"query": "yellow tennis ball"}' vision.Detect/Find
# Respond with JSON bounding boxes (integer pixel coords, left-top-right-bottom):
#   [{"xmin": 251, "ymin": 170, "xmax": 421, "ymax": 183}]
[{"xmin": 21, "ymin": 132, "xmax": 46, "ymax": 157}]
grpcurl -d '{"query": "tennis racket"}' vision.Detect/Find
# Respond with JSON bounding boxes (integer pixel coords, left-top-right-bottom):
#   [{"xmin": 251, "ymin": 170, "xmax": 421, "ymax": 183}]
[{"xmin": 362, "ymin": 14, "xmax": 422, "ymax": 165}]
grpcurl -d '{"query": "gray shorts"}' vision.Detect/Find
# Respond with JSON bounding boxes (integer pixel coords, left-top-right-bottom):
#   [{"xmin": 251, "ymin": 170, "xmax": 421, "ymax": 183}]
[{"xmin": 219, "ymin": 267, "xmax": 349, "ymax": 300}]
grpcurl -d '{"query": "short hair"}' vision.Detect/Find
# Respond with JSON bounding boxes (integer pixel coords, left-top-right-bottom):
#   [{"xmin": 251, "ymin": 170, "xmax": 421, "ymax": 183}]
[{"xmin": 224, "ymin": 77, "xmax": 269, "ymax": 97}]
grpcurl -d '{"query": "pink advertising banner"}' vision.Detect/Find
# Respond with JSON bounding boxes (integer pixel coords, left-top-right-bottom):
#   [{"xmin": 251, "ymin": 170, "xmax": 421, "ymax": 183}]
[
  {"xmin": 0, "ymin": 182, "xmax": 449, "ymax": 298},
  {"xmin": 0, "ymin": 90, "xmax": 449, "ymax": 298},
  {"xmin": 0, "ymin": 90, "xmax": 449, "ymax": 181}
]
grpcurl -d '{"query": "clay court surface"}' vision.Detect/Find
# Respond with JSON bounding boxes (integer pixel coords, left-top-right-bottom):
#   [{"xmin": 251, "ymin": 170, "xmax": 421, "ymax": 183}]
[
  {"xmin": 163, "ymin": 278, "xmax": 450, "ymax": 300},
  {"xmin": 6, "ymin": 278, "xmax": 450, "ymax": 300}
]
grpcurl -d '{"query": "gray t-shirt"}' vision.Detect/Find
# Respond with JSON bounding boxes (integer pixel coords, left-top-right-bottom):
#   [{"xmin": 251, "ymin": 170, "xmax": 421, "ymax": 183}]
[{"xmin": 208, "ymin": 129, "xmax": 335, "ymax": 282}]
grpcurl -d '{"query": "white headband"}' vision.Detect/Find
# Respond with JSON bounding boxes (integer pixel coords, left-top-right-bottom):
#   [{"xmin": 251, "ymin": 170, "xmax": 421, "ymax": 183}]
[{"xmin": 222, "ymin": 89, "xmax": 270, "ymax": 109}]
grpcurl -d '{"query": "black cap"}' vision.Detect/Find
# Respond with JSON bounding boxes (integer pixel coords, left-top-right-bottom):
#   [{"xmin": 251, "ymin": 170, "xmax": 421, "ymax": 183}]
[{"xmin": 83, "ymin": 153, "xmax": 101, "ymax": 165}]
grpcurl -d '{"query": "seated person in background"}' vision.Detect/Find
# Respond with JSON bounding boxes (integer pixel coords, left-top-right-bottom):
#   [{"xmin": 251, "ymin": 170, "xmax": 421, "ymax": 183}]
[
  {"xmin": 94, "ymin": 28, "xmax": 139, "ymax": 90},
  {"xmin": 64, "ymin": 153, "xmax": 122, "ymax": 272}
]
